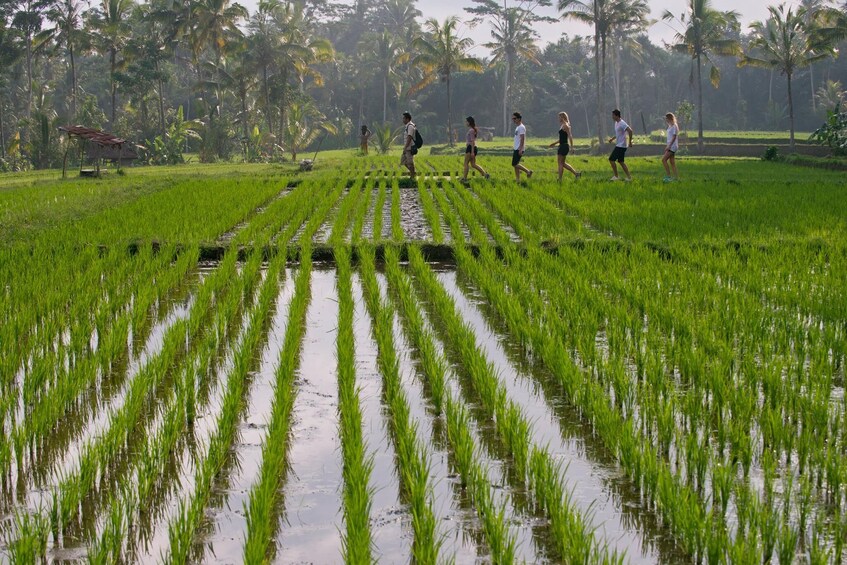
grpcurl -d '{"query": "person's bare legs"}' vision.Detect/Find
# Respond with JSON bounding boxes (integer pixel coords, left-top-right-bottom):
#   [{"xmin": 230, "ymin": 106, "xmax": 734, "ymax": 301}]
[
  {"xmin": 610, "ymin": 160, "xmax": 619, "ymax": 178},
  {"xmin": 557, "ymin": 155, "xmax": 565, "ymax": 182},
  {"xmin": 662, "ymin": 150, "xmax": 672, "ymax": 176},
  {"xmin": 462, "ymin": 152, "xmax": 471, "ymax": 180},
  {"xmin": 669, "ymin": 155, "xmax": 678, "ymax": 179},
  {"xmin": 563, "ymin": 158, "xmax": 577, "ymax": 178},
  {"xmin": 514, "ymin": 164, "xmax": 531, "ymax": 181},
  {"xmin": 471, "ymin": 156, "xmax": 487, "ymax": 177}
]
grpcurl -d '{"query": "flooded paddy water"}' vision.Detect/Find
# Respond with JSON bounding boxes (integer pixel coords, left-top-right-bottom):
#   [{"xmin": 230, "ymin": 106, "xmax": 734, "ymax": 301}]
[{"xmin": 3, "ymin": 163, "xmax": 845, "ymax": 564}]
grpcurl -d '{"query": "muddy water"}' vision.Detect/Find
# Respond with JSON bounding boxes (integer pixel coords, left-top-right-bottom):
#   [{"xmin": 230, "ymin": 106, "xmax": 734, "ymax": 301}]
[
  {"xmin": 358, "ymin": 187, "xmax": 381, "ymax": 242},
  {"xmin": 275, "ymin": 266, "xmax": 344, "ymax": 563},
  {"xmin": 440, "ymin": 270, "xmax": 687, "ymax": 564},
  {"xmin": 349, "ymin": 274, "xmax": 414, "ymax": 561},
  {"xmin": 193, "ymin": 270, "xmax": 296, "ymax": 563}
]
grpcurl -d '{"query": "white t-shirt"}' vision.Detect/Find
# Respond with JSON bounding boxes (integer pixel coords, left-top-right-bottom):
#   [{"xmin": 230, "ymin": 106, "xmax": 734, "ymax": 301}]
[
  {"xmin": 614, "ymin": 119, "xmax": 629, "ymax": 148},
  {"xmin": 666, "ymin": 124, "xmax": 679, "ymax": 152},
  {"xmin": 513, "ymin": 123, "xmax": 526, "ymax": 150},
  {"xmin": 404, "ymin": 122, "xmax": 416, "ymax": 149}
]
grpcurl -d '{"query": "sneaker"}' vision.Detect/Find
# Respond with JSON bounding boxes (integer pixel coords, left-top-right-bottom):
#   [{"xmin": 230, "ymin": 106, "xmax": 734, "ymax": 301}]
[
  {"xmin": 623, "ymin": 177, "xmax": 632, "ymax": 182},
  {"xmin": 484, "ymin": 173, "xmax": 490, "ymax": 180},
  {"xmin": 527, "ymin": 170, "xmax": 534, "ymax": 179},
  {"xmin": 663, "ymin": 176, "xmax": 672, "ymax": 183},
  {"xmin": 610, "ymin": 176, "xmax": 620, "ymax": 181},
  {"xmin": 575, "ymin": 172, "xmax": 582, "ymax": 180}
]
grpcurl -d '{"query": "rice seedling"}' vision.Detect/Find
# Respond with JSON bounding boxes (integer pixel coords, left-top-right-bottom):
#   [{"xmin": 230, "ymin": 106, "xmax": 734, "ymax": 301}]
[{"xmin": 357, "ymin": 245, "xmax": 441, "ymax": 564}]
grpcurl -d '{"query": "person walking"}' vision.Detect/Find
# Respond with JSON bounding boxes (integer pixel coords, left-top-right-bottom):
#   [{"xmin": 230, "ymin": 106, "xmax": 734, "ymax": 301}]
[
  {"xmin": 401, "ymin": 112, "xmax": 416, "ymax": 178},
  {"xmin": 461, "ymin": 116, "xmax": 489, "ymax": 182},
  {"xmin": 548, "ymin": 111, "xmax": 581, "ymax": 182},
  {"xmin": 662, "ymin": 113, "xmax": 679, "ymax": 182},
  {"xmin": 511, "ymin": 112, "xmax": 533, "ymax": 182},
  {"xmin": 359, "ymin": 125, "xmax": 372, "ymax": 155},
  {"xmin": 607, "ymin": 109, "xmax": 633, "ymax": 181}
]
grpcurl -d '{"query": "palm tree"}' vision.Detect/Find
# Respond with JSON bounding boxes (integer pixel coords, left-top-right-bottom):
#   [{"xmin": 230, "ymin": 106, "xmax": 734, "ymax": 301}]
[
  {"xmin": 662, "ymin": 0, "xmax": 740, "ymax": 151},
  {"xmin": 87, "ymin": 0, "xmax": 134, "ymax": 128},
  {"xmin": 482, "ymin": 8, "xmax": 541, "ymax": 136},
  {"xmin": 559, "ymin": 0, "xmax": 646, "ymax": 147},
  {"xmin": 44, "ymin": 0, "xmax": 88, "ymax": 122},
  {"xmin": 740, "ymin": 4, "xmax": 834, "ymax": 151},
  {"xmin": 411, "ymin": 17, "xmax": 482, "ymax": 146},
  {"xmin": 378, "ymin": 0, "xmax": 421, "ymax": 48},
  {"xmin": 374, "ymin": 29, "xmax": 410, "ymax": 122}
]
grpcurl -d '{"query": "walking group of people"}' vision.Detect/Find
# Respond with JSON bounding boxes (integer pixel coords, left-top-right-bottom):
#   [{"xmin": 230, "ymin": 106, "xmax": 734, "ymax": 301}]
[{"xmin": 358, "ymin": 109, "xmax": 681, "ymax": 183}]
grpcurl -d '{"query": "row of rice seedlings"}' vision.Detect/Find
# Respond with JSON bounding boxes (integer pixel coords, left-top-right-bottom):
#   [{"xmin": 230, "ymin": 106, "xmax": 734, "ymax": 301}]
[
  {"xmin": 357, "ymin": 246, "xmax": 441, "ymax": 563},
  {"xmin": 87, "ymin": 249, "xmax": 275, "ymax": 563},
  {"xmin": 416, "ymin": 183, "xmax": 445, "ymax": 244},
  {"xmin": 241, "ymin": 246, "xmax": 313, "ymax": 562},
  {"xmin": 334, "ymin": 246, "xmax": 374, "ymax": 562},
  {"xmin": 2, "ymin": 248, "xmax": 248, "ymax": 559},
  {"xmin": 371, "ymin": 182, "xmax": 387, "ymax": 243},
  {"xmin": 6, "ymin": 245, "xmax": 198, "ymax": 484},
  {"xmin": 382, "ymin": 245, "xmax": 519, "ymax": 562},
  {"xmin": 229, "ymin": 179, "xmax": 312, "ymax": 246},
  {"xmin": 406, "ymin": 246, "xmax": 616, "ymax": 564},
  {"xmin": 390, "ymin": 178, "xmax": 403, "ymax": 241},
  {"xmin": 43, "ymin": 247, "xmax": 252, "ymax": 534},
  {"xmin": 349, "ymin": 178, "xmax": 375, "ymax": 244},
  {"xmin": 328, "ymin": 179, "xmax": 365, "ymax": 245},
  {"xmin": 312, "ymin": 176, "xmax": 358, "ymax": 244},
  {"xmin": 164, "ymin": 248, "xmax": 284, "ymax": 563},
  {"xmin": 2, "ymin": 244, "xmax": 143, "ymax": 424}
]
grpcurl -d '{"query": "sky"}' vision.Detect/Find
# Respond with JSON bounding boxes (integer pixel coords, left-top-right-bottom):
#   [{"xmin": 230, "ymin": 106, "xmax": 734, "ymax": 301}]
[{"xmin": 417, "ymin": 0, "xmax": 774, "ymax": 55}]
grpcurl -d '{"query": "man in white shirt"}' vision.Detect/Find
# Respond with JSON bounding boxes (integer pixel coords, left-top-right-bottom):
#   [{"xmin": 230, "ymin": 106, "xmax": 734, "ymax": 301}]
[
  {"xmin": 511, "ymin": 112, "xmax": 533, "ymax": 182},
  {"xmin": 401, "ymin": 111, "xmax": 416, "ymax": 178},
  {"xmin": 607, "ymin": 109, "xmax": 633, "ymax": 181}
]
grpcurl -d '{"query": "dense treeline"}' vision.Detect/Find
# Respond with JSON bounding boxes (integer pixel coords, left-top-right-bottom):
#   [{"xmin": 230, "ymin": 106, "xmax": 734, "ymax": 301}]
[{"xmin": 1, "ymin": 0, "xmax": 846, "ymax": 169}]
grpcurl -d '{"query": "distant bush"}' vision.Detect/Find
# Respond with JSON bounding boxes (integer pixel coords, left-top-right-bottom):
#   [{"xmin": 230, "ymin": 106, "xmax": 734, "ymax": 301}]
[{"xmin": 762, "ymin": 146, "xmax": 780, "ymax": 161}]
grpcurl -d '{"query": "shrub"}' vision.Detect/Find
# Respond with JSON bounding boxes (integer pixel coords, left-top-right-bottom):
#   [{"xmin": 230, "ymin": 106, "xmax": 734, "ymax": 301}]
[
  {"xmin": 810, "ymin": 103, "xmax": 847, "ymax": 156},
  {"xmin": 762, "ymin": 146, "xmax": 780, "ymax": 161}
]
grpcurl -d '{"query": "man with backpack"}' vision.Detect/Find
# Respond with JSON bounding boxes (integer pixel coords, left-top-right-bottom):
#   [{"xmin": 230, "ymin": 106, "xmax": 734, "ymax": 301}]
[{"xmin": 401, "ymin": 111, "xmax": 417, "ymax": 179}]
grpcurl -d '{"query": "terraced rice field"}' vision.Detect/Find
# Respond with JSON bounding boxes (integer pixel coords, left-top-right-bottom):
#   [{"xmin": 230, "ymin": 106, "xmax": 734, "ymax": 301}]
[{"xmin": 1, "ymin": 154, "xmax": 846, "ymax": 563}]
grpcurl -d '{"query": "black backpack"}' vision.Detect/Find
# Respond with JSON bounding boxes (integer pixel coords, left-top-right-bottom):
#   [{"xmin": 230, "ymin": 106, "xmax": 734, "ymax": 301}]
[{"xmin": 412, "ymin": 129, "xmax": 423, "ymax": 154}]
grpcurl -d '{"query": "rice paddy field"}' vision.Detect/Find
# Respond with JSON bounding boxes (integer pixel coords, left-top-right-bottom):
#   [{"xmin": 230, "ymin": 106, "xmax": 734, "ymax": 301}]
[{"xmin": 1, "ymin": 153, "xmax": 846, "ymax": 564}]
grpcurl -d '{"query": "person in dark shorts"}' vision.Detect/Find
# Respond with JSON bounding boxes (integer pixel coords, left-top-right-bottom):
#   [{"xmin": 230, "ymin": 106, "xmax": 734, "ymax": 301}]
[
  {"xmin": 511, "ymin": 112, "xmax": 533, "ymax": 181},
  {"xmin": 461, "ymin": 116, "xmax": 489, "ymax": 182},
  {"xmin": 548, "ymin": 111, "xmax": 581, "ymax": 182},
  {"xmin": 607, "ymin": 109, "xmax": 633, "ymax": 181},
  {"xmin": 662, "ymin": 112, "xmax": 679, "ymax": 182}
]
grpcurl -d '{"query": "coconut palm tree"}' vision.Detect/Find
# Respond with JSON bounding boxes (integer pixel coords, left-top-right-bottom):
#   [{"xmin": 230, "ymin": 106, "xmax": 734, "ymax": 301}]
[
  {"xmin": 559, "ymin": 0, "xmax": 648, "ymax": 147},
  {"xmin": 87, "ymin": 0, "xmax": 134, "ymax": 127},
  {"xmin": 411, "ymin": 17, "xmax": 482, "ymax": 146},
  {"xmin": 363, "ymin": 29, "xmax": 409, "ymax": 123},
  {"xmin": 662, "ymin": 0, "xmax": 740, "ymax": 151},
  {"xmin": 740, "ymin": 3, "xmax": 835, "ymax": 151},
  {"xmin": 44, "ymin": 0, "xmax": 88, "ymax": 122},
  {"xmin": 482, "ymin": 8, "xmax": 541, "ymax": 136}
]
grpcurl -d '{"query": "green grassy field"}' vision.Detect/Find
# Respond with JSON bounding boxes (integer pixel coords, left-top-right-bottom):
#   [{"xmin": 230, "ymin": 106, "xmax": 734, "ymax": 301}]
[{"xmin": 1, "ymin": 154, "xmax": 845, "ymax": 563}]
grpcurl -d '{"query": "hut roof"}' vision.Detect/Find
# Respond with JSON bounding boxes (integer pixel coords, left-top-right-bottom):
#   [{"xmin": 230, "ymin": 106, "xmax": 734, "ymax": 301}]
[{"xmin": 59, "ymin": 126, "xmax": 127, "ymax": 147}]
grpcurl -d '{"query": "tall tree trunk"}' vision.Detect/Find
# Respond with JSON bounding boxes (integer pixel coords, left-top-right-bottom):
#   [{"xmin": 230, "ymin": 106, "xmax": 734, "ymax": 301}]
[
  {"xmin": 383, "ymin": 72, "xmax": 388, "ymax": 123},
  {"xmin": 156, "ymin": 60, "xmax": 166, "ymax": 137},
  {"xmin": 263, "ymin": 65, "xmax": 272, "ymax": 135},
  {"xmin": 600, "ymin": 34, "xmax": 608, "ymax": 151},
  {"xmin": 110, "ymin": 47, "xmax": 117, "ymax": 127},
  {"xmin": 446, "ymin": 74, "xmax": 453, "ymax": 146},
  {"xmin": 696, "ymin": 52, "xmax": 704, "ymax": 152},
  {"xmin": 0, "ymin": 97, "xmax": 6, "ymax": 157},
  {"xmin": 787, "ymin": 73, "xmax": 795, "ymax": 152},
  {"xmin": 809, "ymin": 64, "xmax": 815, "ymax": 113},
  {"xmin": 502, "ymin": 56, "xmax": 511, "ymax": 137},
  {"xmin": 594, "ymin": 29, "xmax": 602, "ymax": 149},
  {"xmin": 69, "ymin": 43, "xmax": 77, "ymax": 122},
  {"xmin": 24, "ymin": 33, "xmax": 33, "ymax": 156}
]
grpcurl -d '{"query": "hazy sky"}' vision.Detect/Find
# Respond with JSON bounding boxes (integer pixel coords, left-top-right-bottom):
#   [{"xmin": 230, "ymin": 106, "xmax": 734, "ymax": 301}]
[{"xmin": 417, "ymin": 0, "xmax": 773, "ymax": 55}]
